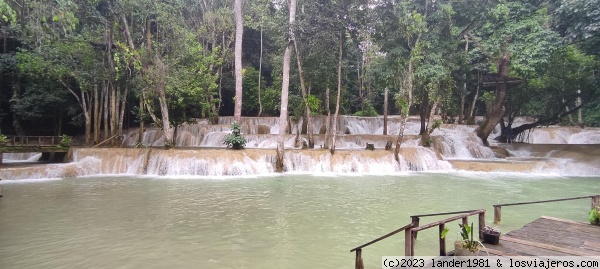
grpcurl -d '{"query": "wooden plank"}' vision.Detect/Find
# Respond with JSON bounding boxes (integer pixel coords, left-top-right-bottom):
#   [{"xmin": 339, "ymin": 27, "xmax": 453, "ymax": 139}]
[
  {"xmin": 485, "ymin": 237, "xmax": 573, "ymax": 256},
  {"xmin": 484, "ymin": 217, "xmax": 600, "ymax": 257},
  {"xmin": 540, "ymin": 216, "xmax": 590, "ymax": 226},
  {"xmin": 502, "ymin": 236, "xmax": 597, "ymax": 256}
]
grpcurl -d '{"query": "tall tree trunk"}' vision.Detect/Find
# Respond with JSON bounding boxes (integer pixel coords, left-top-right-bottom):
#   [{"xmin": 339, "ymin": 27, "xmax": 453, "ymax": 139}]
[
  {"xmin": 276, "ymin": 47, "xmax": 292, "ymax": 172},
  {"xmin": 110, "ymin": 81, "xmax": 117, "ymax": 144},
  {"xmin": 276, "ymin": 0, "xmax": 296, "ymax": 172},
  {"xmin": 418, "ymin": 91, "xmax": 429, "ymax": 135},
  {"xmin": 421, "ymin": 95, "xmax": 441, "ymax": 147},
  {"xmin": 330, "ymin": 30, "xmax": 343, "ymax": 155},
  {"xmin": 11, "ymin": 76, "xmax": 24, "ymax": 136},
  {"xmin": 292, "ymin": 38, "xmax": 314, "ymax": 148},
  {"xmin": 93, "ymin": 84, "xmax": 100, "ymax": 144},
  {"xmin": 117, "ymin": 87, "xmax": 127, "ymax": 146},
  {"xmin": 155, "ymin": 57, "xmax": 173, "ymax": 148},
  {"xmin": 62, "ymin": 79, "xmax": 92, "ymax": 145},
  {"xmin": 139, "ymin": 95, "xmax": 144, "ymax": 144},
  {"xmin": 476, "ymin": 50, "xmax": 510, "ymax": 146},
  {"xmin": 233, "ymin": 0, "xmax": 243, "ymax": 123},
  {"xmin": 258, "ymin": 27, "xmax": 263, "ymax": 117},
  {"xmin": 84, "ymin": 92, "xmax": 92, "ymax": 146},
  {"xmin": 103, "ymin": 82, "xmax": 109, "ymax": 140},
  {"xmin": 394, "ymin": 61, "xmax": 414, "ymax": 162},
  {"xmin": 324, "ymin": 87, "xmax": 331, "ymax": 149},
  {"xmin": 217, "ymin": 32, "xmax": 226, "ymax": 116},
  {"xmin": 383, "ymin": 87, "xmax": 388, "ymax": 135},
  {"xmin": 577, "ymin": 90, "xmax": 583, "ymax": 127},
  {"xmin": 467, "ymin": 71, "xmax": 480, "ymax": 125},
  {"xmin": 459, "ymin": 35, "xmax": 469, "ymax": 124}
]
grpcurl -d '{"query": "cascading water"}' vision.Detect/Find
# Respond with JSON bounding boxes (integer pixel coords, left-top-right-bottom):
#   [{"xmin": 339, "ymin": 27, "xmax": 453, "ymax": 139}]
[
  {"xmin": 1, "ymin": 152, "xmax": 42, "ymax": 162},
  {"xmin": 432, "ymin": 125, "xmax": 496, "ymax": 159},
  {"xmin": 3, "ymin": 116, "xmax": 600, "ymax": 180}
]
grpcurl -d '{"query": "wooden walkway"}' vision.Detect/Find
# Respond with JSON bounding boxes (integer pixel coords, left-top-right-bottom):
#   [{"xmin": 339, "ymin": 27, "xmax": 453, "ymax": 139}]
[{"xmin": 484, "ymin": 216, "xmax": 600, "ymax": 256}]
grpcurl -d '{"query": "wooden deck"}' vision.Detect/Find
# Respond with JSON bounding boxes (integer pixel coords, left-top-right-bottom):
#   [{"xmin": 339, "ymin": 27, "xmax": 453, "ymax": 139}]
[{"xmin": 484, "ymin": 216, "xmax": 600, "ymax": 256}]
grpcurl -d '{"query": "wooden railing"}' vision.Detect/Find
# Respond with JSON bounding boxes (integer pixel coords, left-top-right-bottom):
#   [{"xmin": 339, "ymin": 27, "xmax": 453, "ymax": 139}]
[
  {"xmin": 4, "ymin": 136, "xmax": 62, "ymax": 147},
  {"xmin": 493, "ymin": 195, "xmax": 600, "ymax": 223},
  {"xmin": 350, "ymin": 209, "xmax": 486, "ymax": 269}
]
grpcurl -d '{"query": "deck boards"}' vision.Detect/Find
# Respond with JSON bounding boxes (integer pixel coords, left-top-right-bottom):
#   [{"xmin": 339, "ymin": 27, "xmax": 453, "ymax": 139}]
[{"xmin": 484, "ymin": 216, "xmax": 600, "ymax": 256}]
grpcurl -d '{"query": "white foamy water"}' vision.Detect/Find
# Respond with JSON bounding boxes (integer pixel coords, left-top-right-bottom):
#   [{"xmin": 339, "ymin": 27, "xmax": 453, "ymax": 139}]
[{"xmin": 2, "ymin": 152, "xmax": 42, "ymax": 163}]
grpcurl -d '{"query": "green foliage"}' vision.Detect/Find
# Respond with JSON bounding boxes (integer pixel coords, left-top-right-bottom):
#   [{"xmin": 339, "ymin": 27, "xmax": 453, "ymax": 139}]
[
  {"xmin": 0, "ymin": 0, "xmax": 16, "ymax": 23},
  {"xmin": 431, "ymin": 119, "xmax": 442, "ymax": 131},
  {"xmin": 520, "ymin": 46, "xmax": 596, "ymax": 122},
  {"xmin": 222, "ymin": 123, "xmax": 246, "ymax": 150},
  {"xmin": 0, "ymin": 133, "xmax": 7, "ymax": 146},
  {"xmin": 354, "ymin": 101, "xmax": 379, "ymax": 117},
  {"xmin": 458, "ymin": 222, "xmax": 480, "ymax": 253},
  {"xmin": 289, "ymin": 94, "xmax": 321, "ymax": 121},
  {"xmin": 394, "ymin": 92, "xmax": 410, "ymax": 116},
  {"xmin": 440, "ymin": 227, "xmax": 450, "ymax": 239},
  {"xmin": 590, "ymin": 208, "xmax": 600, "ymax": 224},
  {"xmin": 167, "ymin": 33, "xmax": 221, "ymax": 122},
  {"xmin": 482, "ymin": 91, "xmax": 496, "ymax": 113},
  {"xmin": 306, "ymin": 95, "xmax": 321, "ymax": 115},
  {"xmin": 59, "ymin": 134, "xmax": 72, "ymax": 147}
]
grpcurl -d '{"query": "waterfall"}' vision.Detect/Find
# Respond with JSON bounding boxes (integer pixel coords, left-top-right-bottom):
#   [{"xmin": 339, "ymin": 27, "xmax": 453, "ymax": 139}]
[
  {"xmin": 4, "ymin": 116, "xmax": 600, "ymax": 181},
  {"xmin": 2, "ymin": 152, "xmax": 42, "ymax": 162},
  {"xmin": 0, "ymin": 148, "xmax": 453, "ymax": 180},
  {"xmin": 432, "ymin": 125, "xmax": 495, "ymax": 159}
]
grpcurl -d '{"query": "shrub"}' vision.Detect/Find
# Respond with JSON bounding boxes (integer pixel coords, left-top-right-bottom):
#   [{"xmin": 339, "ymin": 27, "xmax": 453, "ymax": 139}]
[
  {"xmin": 223, "ymin": 123, "xmax": 246, "ymax": 150},
  {"xmin": 59, "ymin": 134, "xmax": 72, "ymax": 147},
  {"xmin": 0, "ymin": 134, "xmax": 7, "ymax": 146}
]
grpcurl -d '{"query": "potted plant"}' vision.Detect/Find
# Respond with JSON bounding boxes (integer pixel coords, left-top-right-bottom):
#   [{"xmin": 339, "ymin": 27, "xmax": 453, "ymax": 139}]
[
  {"xmin": 454, "ymin": 223, "xmax": 481, "ymax": 256},
  {"xmin": 482, "ymin": 225, "xmax": 501, "ymax": 245},
  {"xmin": 589, "ymin": 207, "xmax": 600, "ymax": 225}
]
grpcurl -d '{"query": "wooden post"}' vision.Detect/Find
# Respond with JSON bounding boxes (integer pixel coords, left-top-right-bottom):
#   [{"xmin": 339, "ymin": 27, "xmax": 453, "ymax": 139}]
[
  {"xmin": 494, "ymin": 206, "xmax": 501, "ymax": 224},
  {"xmin": 439, "ymin": 223, "xmax": 446, "ymax": 256},
  {"xmin": 592, "ymin": 195, "xmax": 600, "ymax": 209},
  {"xmin": 355, "ymin": 248, "xmax": 364, "ymax": 269},
  {"xmin": 411, "ymin": 217, "xmax": 420, "ymax": 239},
  {"xmin": 405, "ymin": 228, "xmax": 414, "ymax": 257},
  {"xmin": 478, "ymin": 211, "xmax": 485, "ymax": 241}
]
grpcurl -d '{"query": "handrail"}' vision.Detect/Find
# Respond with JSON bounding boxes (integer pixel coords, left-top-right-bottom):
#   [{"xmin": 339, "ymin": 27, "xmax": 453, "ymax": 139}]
[
  {"xmin": 5, "ymin": 136, "xmax": 62, "ymax": 147},
  {"xmin": 412, "ymin": 209, "xmax": 485, "ymax": 232},
  {"xmin": 92, "ymin": 134, "xmax": 120, "ymax": 148},
  {"xmin": 349, "ymin": 209, "xmax": 487, "ymax": 269},
  {"xmin": 350, "ymin": 223, "xmax": 413, "ymax": 252},
  {"xmin": 410, "ymin": 209, "xmax": 481, "ymax": 219},
  {"xmin": 405, "ymin": 209, "xmax": 485, "ymax": 257},
  {"xmin": 493, "ymin": 194, "xmax": 600, "ymax": 223}
]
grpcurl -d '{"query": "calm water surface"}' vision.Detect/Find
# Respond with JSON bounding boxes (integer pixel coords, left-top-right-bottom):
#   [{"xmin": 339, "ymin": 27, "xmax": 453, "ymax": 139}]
[{"xmin": 1, "ymin": 173, "xmax": 599, "ymax": 269}]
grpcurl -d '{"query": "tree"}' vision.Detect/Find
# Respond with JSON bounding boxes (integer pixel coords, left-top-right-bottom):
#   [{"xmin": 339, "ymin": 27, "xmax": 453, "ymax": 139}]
[
  {"xmin": 506, "ymin": 45, "xmax": 597, "ymax": 140},
  {"xmin": 276, "ymin": 0, "xmax": 296, "ymax": 172},
  {"xmin": 466, "ymin": 1, "xmax": 561, "ymax": 145},
  {"xmin": 17, "ymin": 40, "xmax": 103, "ymax": 145},
  {"xmin": 233, "ymin": 0, "xmax": 243, "ymax": 123}
]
